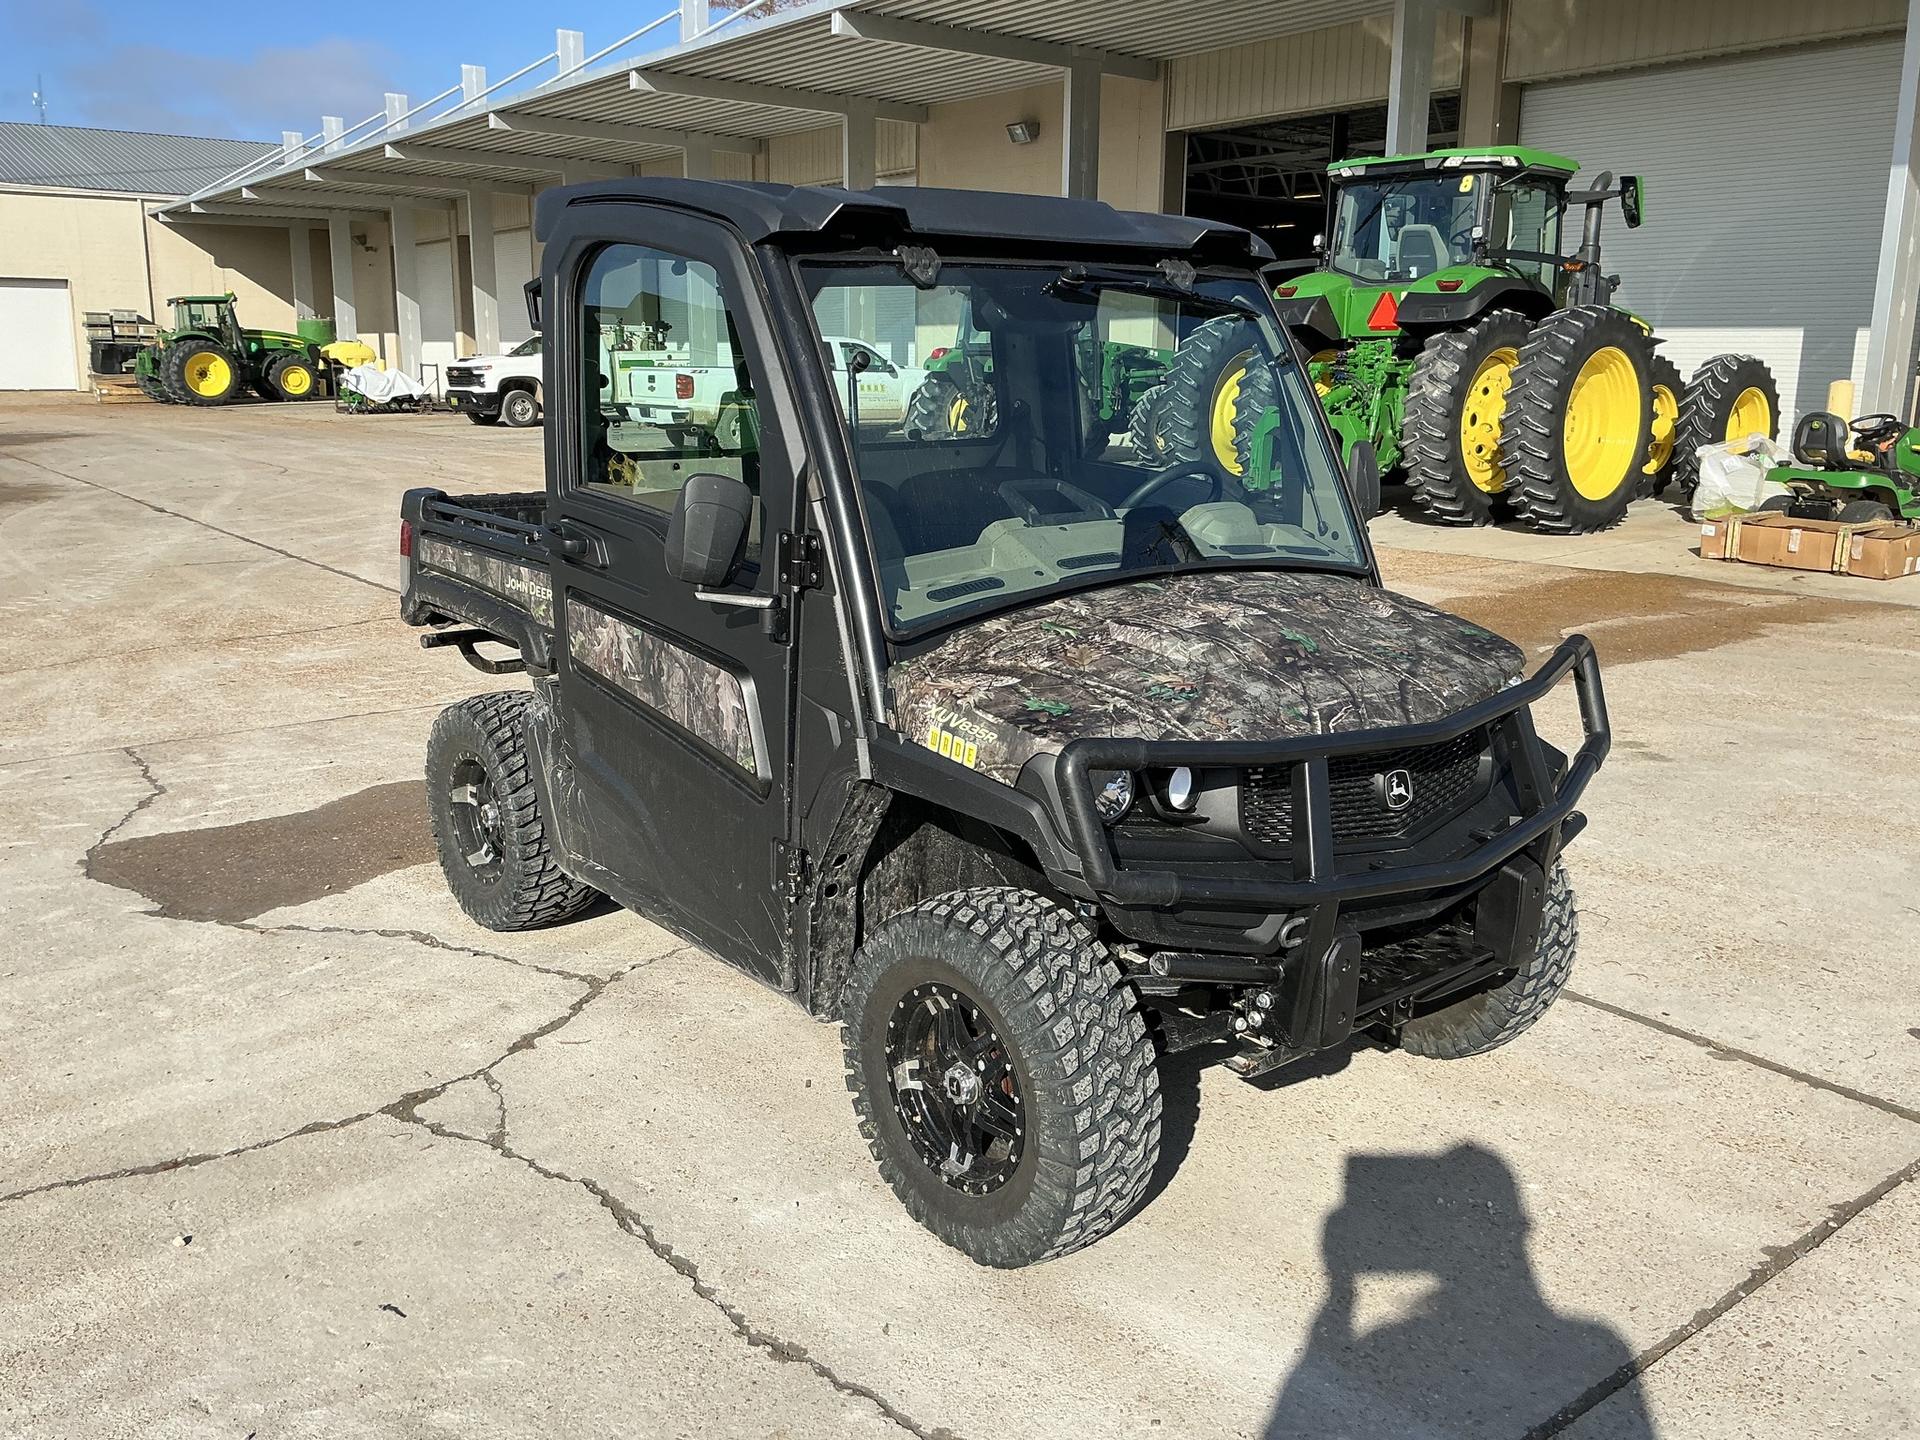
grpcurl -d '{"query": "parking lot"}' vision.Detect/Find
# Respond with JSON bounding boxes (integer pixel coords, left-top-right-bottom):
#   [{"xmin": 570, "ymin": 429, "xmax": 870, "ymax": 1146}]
[{"xmin": 2, "ymin": 393, "xmax": 1915, "ymax": 1438}]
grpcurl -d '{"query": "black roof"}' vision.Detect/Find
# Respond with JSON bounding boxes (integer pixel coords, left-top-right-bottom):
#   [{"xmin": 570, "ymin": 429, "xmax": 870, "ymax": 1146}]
[{"xmin": 536, "ymin": 178, "xmax": 1272, "ymax": 263}]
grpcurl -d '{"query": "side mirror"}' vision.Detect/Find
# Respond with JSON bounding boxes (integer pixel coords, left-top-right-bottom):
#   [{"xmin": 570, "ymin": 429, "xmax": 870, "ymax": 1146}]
[
  {"xmin": 666, "ymin": 473, "xmax": 753, "ymax": 588},
  {"xmin": 1345, "ymin": 440, "xmax": 1382, "ymax": 523},
  {"xmin": 523, "ymin": 277, "xmax": 542, "ymax": 331},
  {"xmin": 1620, "ymin": 175, "xmax": 1645, "ymax": 229}
]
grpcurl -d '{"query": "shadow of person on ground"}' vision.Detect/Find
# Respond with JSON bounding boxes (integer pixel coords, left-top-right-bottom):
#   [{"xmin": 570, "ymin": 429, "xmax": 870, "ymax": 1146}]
[{"xmin": 1265, "ymin": 1143, "xmax": 1654, "ymax": 1439}]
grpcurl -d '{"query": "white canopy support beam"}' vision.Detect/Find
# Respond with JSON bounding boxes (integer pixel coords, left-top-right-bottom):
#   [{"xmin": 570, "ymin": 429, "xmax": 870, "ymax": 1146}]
[
  {"xmin": 826, "ymin": 11, "xmax": 1159, "ymax": 82},
  {"xmin": 1386, "ymin": 0, "xmax": 1437, "ymax": 158},
  {"xmin": 384, "ymin": 141, "xmax": 566, "ymax": 175},
  {"xmin": 842, "ymin": 98, "xmax": 877, "ymax": 190},
  {"xmin": 328, "ymin": 213, "xmax": 358, "ymax": 341},
  {"xmin": 488, "ymin": 109, "xmax": 762, "ymax": 156},
  {"xmin": 244, "ymin": 185, "xmax": 417, "ymax": 208},
  {"xmin": 288, "ymin": 225, "xmax": 317, "ymax": 322},
  {"xmin": 682, "ymin": 132, "xmax": 717, "ymax": 180},
  {"xmin": 184, "ymin": 203, "xmax": 384, "ymax": 223},
  {"xmin": 390, "ymin": 202, "xmax": 423, "ymax": 379},
  {"xmin": 1062, "ymin": 58, "xmax": 1101, "ymax": 201},
  {"xmin": 465, "ymin": 187, "xmax": 500, "ymax": 358},
  {"xmin": 1863, "ymin": 0, "xmax": 1920, "ymax": 416},
  {"xmin": 302, "ymin": 167, "xmax": 473, "ymax": 198},
  {"xmin": 629, "ymin": 68, "xmax": 928, "ymax": 125}
]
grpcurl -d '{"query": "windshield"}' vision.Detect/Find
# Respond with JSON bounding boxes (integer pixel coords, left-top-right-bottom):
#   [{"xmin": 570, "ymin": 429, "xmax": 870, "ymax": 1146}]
[
  {"xmin": 508, "ymin": 335, "xmax": 543, "ymax": 357},
  {"xmin": 1329, "ymin": 174, "xmax": 1482, "ymax": 282},
  {"xmin": 800, "ymin": 261, "xmax": 1365, "ymax": 636}
]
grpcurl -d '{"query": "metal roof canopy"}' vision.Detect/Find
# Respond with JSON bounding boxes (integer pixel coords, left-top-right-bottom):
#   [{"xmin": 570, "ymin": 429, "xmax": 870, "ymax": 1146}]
[{"xmin": 161, "ymin": 0, "xmax": 1395, "ymax": 215}]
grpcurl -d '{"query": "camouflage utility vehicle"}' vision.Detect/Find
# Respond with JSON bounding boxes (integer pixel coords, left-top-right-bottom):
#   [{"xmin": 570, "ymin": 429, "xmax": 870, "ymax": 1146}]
[{"xmin": 399, "ymin": 180, "xmax": 1611, "ymax": 1267}]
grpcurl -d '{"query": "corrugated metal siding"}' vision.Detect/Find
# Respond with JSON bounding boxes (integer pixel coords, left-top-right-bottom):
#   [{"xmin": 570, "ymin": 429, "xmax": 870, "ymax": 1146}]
[
  {"xmin": 768, "ymin": 120, "xmax": 917, "ymax": 185},
  {"xmin": 1505, "ymin": 0, "xmax": 1905, "ymax": 81},
  {"xmin": 0, "ymin": 123, "xmax": 272, "ymax": 197},
  {"xmin": 1168, "ymin": 17, "xmax": 1464, "ymax": 132},
  {"xmin": 1519, "ymin": 38, "xmax": 1902, "ymax": 427}
]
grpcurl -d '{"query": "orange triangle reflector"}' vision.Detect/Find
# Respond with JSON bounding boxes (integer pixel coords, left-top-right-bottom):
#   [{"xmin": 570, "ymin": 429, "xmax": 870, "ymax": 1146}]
[{"xmin": 1367, "ymin": 291, "xmax": 1400, "ymax": 331}]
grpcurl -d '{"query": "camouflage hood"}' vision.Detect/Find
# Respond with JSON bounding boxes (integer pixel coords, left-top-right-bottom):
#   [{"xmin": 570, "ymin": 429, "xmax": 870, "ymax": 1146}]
[{"xmin": 889, "ymin": 571, "xmax": 1524, "ymax": 783}]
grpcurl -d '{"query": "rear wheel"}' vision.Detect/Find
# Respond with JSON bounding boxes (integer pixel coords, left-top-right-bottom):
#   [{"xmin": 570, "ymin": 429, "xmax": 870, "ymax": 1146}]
[
  {"xmin": 425, "ymin": 692, "xmax": 599, "ymax": 932},
  {"xmin": 1675, "ymin": 354, "xmax": 1780, "ymax": 500},
  {"xmin": 1152, "ymin": 316, "xmax": 1261, "ymax": 482},
  {"xmin": 1400, "ymin": 862, "xmax": 1576, "ymax": 1059},
  {"xmin": 137, "ymin": 371, "xmax": 168, "ymax": 402},
  {"xmin": 1401, "ymin": 310, "xmax": 1534, "ymax": 526},
  {"xmin": 1640, "ymin": 352, "xmax": 1685, "ymax": 497},
  {"xmin": 1501, "ymin": 306, "xmax": 1652, "ymax": 533},
  {"xmin": 1838, "ymin": 498, "xmax": 1896, "ymax": 524},
  {"xmin": 1127, "ymin": 383, "xmax": 1171, "ymax": 462},
  {"xmin": 500, "ymin": 388, "xmax": 541, "ymax": 428},
  {"xmin": 165, "ymin": 340, "xmax": 241, "ymax": 406},
  {"xmin": 841, "ymin": 888, "xmax": 1161, "ymax": 1267},
  {"xmin": 266, "ymin": 351, "xmax": 319, "ymax": 402},
  {"xmin": 905, "ymin": 374, "xmax": 996, "ymax": 439}
]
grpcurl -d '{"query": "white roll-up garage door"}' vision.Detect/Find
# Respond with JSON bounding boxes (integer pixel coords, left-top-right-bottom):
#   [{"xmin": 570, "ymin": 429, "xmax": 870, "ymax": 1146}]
[
  {"xmin": 1520, "ymin": 37, "xmax": 1901, "ymax": 427},
  {"xmin": 0, "ymin": 279, "xmax": 79, "ymax": 391}
]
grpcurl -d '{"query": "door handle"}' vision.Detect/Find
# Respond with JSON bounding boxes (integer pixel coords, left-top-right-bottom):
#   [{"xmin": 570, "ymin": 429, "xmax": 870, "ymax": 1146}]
[
  {"xmin": 546, "ymin": 522, "xmax": 604, "ymax": 566},
  {"xmin": 694, "ymin": 590, "xmax": 776, "ymax": 610}
]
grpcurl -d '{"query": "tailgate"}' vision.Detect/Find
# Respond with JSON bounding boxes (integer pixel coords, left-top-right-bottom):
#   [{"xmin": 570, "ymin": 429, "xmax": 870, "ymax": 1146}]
[{"xmin": 401, "ymin": 487, "xmax": 556, "ymax": 670}]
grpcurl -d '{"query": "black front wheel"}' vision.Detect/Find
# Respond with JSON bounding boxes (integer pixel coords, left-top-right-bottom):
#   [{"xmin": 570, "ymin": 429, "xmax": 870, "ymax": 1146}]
[
  {"xmin": 1838, "ymin": 498, "xmax": 1896, "ymax": 524},
  {"xmin": 500, "ymin": 389, "xmax": 541, "ymax": 428},
  {"xmin": 841, "ymin": 888, "xmax": 1162, "ymax": 1267}
]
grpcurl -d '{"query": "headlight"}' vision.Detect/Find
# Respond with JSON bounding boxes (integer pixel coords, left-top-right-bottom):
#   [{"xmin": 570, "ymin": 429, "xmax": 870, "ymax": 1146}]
[
  {"xmin": 1092, "ymin": 769, "xmax": 1135, "ymax": 825},
  {"xmin": 1164, "ymin": 766, "xmax": 1196, "ymax": 811}
]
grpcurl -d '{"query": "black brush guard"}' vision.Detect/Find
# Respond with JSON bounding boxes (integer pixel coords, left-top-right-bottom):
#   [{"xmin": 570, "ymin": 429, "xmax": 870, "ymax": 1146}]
[{"xmin": 1054, "ymin": 637, "xmax": 1610, "ymax": 1074}]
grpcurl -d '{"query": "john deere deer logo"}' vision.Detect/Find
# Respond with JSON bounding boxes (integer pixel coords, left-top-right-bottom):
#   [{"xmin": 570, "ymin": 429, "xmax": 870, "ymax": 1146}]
[{"xmin": 1381, "ymin": 768, "xmax": 1414, "ymax": 812}]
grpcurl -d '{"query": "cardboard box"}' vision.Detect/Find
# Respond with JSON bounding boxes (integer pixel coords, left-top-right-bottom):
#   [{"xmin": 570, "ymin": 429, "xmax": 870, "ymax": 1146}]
[{"xmin": 1700, "ymin": 510, "xmax": 1920, "ymax": 580}]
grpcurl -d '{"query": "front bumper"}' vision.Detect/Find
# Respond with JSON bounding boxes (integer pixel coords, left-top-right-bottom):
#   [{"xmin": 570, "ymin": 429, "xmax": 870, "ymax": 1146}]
[
  {"xmin": 1053, "ymin": 637, "xmax": 1610, "ymax": 1071},
  {"xmin": 446, "ymin": 386, "xmax": 502, "ymax": 416}
]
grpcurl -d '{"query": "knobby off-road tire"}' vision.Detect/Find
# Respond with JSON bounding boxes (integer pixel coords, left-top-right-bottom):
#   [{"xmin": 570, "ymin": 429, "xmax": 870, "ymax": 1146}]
[
  {"xmin": 266, "ymin": 351, "xmax": 320, "ymax": 403},
  {"xmin": 1127, "ymin": 382, "xmax": 1171, "ymax": 463},
  {"xmin": 1501, "ymin": 305, "xmax": 1652, "ymax": 534},
  {"xmin": 1154, "ymin": 315, "xmax": 1262, "ymax": 482},
  {"xmin": 164, "ymin": 340, "xmax": 241, "ymax": 407},
  {"xmin": 1674, "ymin": 354, "xmax": 1780, "ymax": 501},
  {"xmin": 841, "ymin": 887, "xmax": 1162, "ymax": 1267},
  {"xmin": 1639, "ymin": 352, "xmax": 1686, "ymax": 498},
  {"xmin": 1400, "ymin": 861, "xmax": 1577, "ymax": 1059},
  {"xmin": 904, "ymin": 375, "xmax": 997, "ymax": 440},
  {"xmin": 1402, "ymin": 310, "xmax": 1535, "ymax": 527},
  {"xmin": 425, "ymin": 692, "xmax": 599, "ymax": 932},
  {"xmin": 1230, "ymin": 361, "xmax": 1380, "ymax": 523}
]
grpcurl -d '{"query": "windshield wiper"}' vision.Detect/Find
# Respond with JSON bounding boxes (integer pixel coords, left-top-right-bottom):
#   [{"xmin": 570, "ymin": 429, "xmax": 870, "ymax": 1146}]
[{"xmin": 1046, "ymin": 268, "xmax": 1261, "ymax": 319}]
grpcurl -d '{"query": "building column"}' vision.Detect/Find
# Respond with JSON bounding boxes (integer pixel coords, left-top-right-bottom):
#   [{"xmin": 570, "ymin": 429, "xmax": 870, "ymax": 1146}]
[
  {"xmin": 327, "ymin": 213, "xmax": 357, "ymax": 341},
  {"xmin": 289, "ymin": 226, "xmax": 317, "ymax": 322},
  {"xmin": 682, "ymin": 133, "xmax": 717, "ymax": 180},
  {"xmin": 1864, "ymin": 0, "xmax": 1920, "ymax": 416},
  {"xmin": 1386, "ymin": 0, "xmax": 1436, "ymax": 157},
  {"xmin": 842, "ymin": 99, "xmax": 877, "ymax": 189},
  {"xmin": 465, "ymin": 187, "xmax": 499, "ymax": 358},
  {"xmin": 1457, "ymin": 0, "xmax": 1517, "ymax": 146},
  {"xmin": 1063, "ymin": 59, "xmax": 1102, "ymax": 200},
  {"xmin": 389, "ymin": 203, "xmax": 422, "ymax": 378}
]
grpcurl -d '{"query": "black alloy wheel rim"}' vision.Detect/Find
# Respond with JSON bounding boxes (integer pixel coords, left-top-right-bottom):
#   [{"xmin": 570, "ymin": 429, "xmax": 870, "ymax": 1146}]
[
  {"xmin": 884, "ymin": 981, "xmax": 1025, "ymax": 1195},
  {"xmin": 447, "ymin": 756, "xmax": 505, "ymax": 880}
]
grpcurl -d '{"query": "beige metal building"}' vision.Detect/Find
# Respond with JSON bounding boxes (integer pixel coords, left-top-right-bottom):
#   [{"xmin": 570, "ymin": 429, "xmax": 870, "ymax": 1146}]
[{"xmin": 8, "ymin": 0, "xmax": 1919, "ymax": 421}]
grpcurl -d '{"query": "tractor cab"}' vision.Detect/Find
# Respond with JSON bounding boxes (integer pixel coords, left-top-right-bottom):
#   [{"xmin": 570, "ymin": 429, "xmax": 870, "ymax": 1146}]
[{"xmin": 168, "ymin": 293, "xmax": 244, "ymax": 349}]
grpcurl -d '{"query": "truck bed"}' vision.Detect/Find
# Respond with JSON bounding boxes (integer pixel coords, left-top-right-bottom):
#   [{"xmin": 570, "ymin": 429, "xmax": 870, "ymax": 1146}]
[{"xmin": 401, "ymin": 488, "xmax": 557, "ymax": 670}]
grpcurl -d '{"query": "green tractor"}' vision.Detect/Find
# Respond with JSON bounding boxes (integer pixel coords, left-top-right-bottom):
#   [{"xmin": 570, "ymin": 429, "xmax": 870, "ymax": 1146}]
[
  {"xmin": 1246, "ymin": 147, "xmax": 1780, "ymax": 532},
  {"xmin": 1757, "ymin": 410, "xmax": 1920, "ymax": 523},
  {"xmin": 135, "ymin": 293, "xmax": 331, "ymax": 407}
]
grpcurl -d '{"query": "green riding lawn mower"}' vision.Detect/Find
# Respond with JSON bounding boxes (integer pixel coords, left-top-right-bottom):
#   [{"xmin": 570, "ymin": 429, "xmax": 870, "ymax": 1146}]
[
  {"xmin": 1757, "ymin": 410, "xmax": 1920, "ymax": 523},
  {"xmin": 135, "ymin": 293, "xmax": 332, "ymax": 407}
]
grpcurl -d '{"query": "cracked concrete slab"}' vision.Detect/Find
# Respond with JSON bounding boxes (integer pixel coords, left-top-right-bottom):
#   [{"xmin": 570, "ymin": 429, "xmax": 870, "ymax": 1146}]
[{"xmin": 0, "ymin": 1119, "xmax": 903, "ymax": 1439}]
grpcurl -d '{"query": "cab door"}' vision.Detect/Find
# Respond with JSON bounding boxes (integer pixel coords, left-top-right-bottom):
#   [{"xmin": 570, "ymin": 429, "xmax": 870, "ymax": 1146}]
[{"xmin": 545, "ymin": 213, "xmax": 803, "ymax": 983}]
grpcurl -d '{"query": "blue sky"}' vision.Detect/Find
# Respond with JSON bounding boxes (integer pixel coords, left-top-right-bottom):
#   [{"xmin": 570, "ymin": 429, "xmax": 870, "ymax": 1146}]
[{"xmin": 0, "ymin": 0, "xmax": 704, "ymax": 140}]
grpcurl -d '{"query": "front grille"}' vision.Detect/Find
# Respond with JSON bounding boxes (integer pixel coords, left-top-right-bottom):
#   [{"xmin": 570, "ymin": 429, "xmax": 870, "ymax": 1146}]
[
  {"xmin": 447, "ymin": 367, "xmax": 483, "ymax": 386},
  {"xmin": 1241, "ymin": 728, "xmax": 1489, "ymax": 850}
]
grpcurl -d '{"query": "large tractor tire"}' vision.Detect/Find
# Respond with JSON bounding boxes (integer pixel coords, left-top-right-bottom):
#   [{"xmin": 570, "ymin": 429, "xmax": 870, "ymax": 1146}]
[
  {"xmin": 1500, "ymin": 306, "xmax": 1653, "ymax": 534},
  {"xmin": 164, "ymin": 340, "xmax": 242, "ymax": 406},
  {"xmin": 1152, "ymin": 316, "xmax": 1262, "ymax": 482},
  {"xmin": 1400, "ymin": 310, "xmax": 1535, "ymax": 526},
  {"xmin": 905, "ymin": 375, "xmax": 997, "ymax": 440},
  {"xmin": 1674, "ymin": 354, "xmax": 1780, "ymax": 502},
  {"xmin": 266, "ymin": 351, "xmax": 321, "ymax": 403},
  {"xmin": 1639, "ymin": 352, "xmax": 1686, "ymax": 498},
  {"xmin": 1229, "ymin": 361, "xmax": 1379, "ymax": 523},
  {"xmin": 1126, "ymin": 383, "xmax": 1171, "ymax": 463},
  {"xmin": 136, "ymin": 371, "xmax": 168, "ymax": 403}
]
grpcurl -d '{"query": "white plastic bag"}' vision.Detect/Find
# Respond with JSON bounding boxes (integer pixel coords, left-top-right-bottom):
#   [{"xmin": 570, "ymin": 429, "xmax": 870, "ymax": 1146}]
[{"xmin": 1691, "ymin": 434, "xmax": 1789, "ymax": 518}]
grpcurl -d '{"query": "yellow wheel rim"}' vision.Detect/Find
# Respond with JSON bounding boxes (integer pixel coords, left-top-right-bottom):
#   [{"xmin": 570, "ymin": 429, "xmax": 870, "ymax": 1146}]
[
  {"xmin": 1309, "ymin": 348, "xmax": 1339, "ymax": 399},
  {"xmin": 1460, "ymin": 345, "xmax": 1519, "ymax": 494},
  {"xmin": 185, "ymin": 353, "xmax": 232, "ymax": 397},
  {"xmin": 948, "ymin": 394, "xmax": 970, "ymax": 432},
  {"xmin": 1726, "ymin": 386, "xmax": 1771, "ymax": 442},
  {"xmin": 280, "ymin": 363, "xmax": 313, "ymax": 396},
  {"xmin": 1563, "ymin": 345, "xmax": 1640, "ymax": 501},
  {"xmin": 1643, "ymin": 382, "xmax": 1679, "ymax": 475},
  {"xmin": 1210, "ymin": 350, "xmax": 1253, "ymax": 476}
]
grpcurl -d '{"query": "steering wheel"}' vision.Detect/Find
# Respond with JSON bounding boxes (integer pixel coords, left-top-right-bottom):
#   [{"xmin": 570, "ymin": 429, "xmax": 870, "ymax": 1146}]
[
  {"xmin": 1852, "ymin": 413, "xmax": 1904, "ymax": 439},
  {"xmin": 1119, "ymin": 460, "xmax": 1223, "ymax": 512}
]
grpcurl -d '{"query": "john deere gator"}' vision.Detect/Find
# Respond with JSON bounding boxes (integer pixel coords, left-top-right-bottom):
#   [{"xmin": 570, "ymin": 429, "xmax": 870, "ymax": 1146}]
[
  {"xmin": 1259, "ymin": 147, "xmax": 1779, "ymax": 532},
  {"xmin": 136, "ymin": 293, "xmax": 331, "ymax": 407}
]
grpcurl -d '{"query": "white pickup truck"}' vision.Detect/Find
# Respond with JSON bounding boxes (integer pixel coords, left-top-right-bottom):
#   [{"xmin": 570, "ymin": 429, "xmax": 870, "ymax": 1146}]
[
  {"xmin": 445, "ymin": 335, "xmax": 544, "ymax": 428},
  {"xmin": 600, "ymin": 332, "xmax": 926, "ymax": 432}
]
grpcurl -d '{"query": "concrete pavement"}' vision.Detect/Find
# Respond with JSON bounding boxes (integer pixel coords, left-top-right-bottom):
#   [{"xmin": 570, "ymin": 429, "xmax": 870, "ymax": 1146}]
[{"xmin": 1, "ymin": 395, "xmax": 1914, "ymax": 1438}]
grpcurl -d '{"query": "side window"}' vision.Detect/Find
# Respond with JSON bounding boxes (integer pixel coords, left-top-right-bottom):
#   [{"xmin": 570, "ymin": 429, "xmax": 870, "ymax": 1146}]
[{"xmin": 577, "ymin": 243, "xmax": 760, "ymax": 530}]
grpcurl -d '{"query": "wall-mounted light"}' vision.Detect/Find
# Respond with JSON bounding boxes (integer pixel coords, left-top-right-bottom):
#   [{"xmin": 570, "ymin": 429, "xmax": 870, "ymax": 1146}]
[{"xmin": 1006, "ymin": 119, "xmax": 1040, "ymax": 145}]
